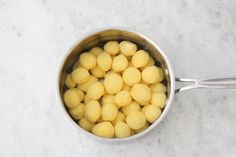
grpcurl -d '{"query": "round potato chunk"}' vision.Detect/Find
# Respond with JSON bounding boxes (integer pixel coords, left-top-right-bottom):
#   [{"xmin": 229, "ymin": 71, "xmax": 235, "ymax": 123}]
[
  {"xmin": 104, "ymin": 72, "xmax": 123, "ymax": 94},
  {"xmin": 102, "ymin": 95, "xmax": 115, "ymax": 104},
  {"xmin": 131, "ymin": 84, "xmax": 151, "ymax": 105},
  {"xmin": 87, "ymin": 82, "xmax": 104, "ymax": 100},
  {"xmin": 78, "ymin": 76, "xmax": 98, "ymax": 92},
  {"xmin": 115, "ymin": 121, "xmax": 131, "ymax": 138},
  {"xmin": 122, "ymin": 101, "xmax": 141, "ymax": 116},
  {"xmin": 119, "ymin": 41, "xmax": 137, "ymax": 56},
  {"xmin": 151, "ymin": 92, "xmax": 166, "ymax": 109},
  {"xmin": 69, "ymin": 103, "xmax": 85, "ymax": 120},
  {"xmin": 90, "ymin": 66, "xmax": 106, "ymax": 78},
  {"xmin": 90, "ymin": 47, "xmax": 103, "ymax": 56},
  {"xmin": 112, "ymin": 54, "xmax": 128, "ymax": 72},
  {"xmin": 97, "ymin": 52, "xmax": 112, "ymax": 71},
  {"xmin": 79, "ymin": 117, "xmax": 94, "ymax": 131},
  {"xmin": 115, "ymin": 90, "xmax": 132, "ymax": 107},
  {"xmin": 102, "ymin": 103, "xmax": 118, "ymax": 121},
  {"xmin": 112, "ymin": 112, "xmax": 125, "ymax": 125},
  {"xmin": 65, "ymin": 74, "xmax": 76, "ymax": 88},
  {"xmin": 79, "ymin": 52, "xmax": 96, "ymax": 70},
  {"xmin": 149, "ymin": 83, "xmax": 167, "ymax": 93},
  {"xmin": 122, "ymin": 67, "xmax": 141, "ymax": 86},
  {"xmin": 64, "ymin": 89, "xmax": 81, "ymax": 108},
  {"xmin": 135, "ymin": 122, "xmax": 149, "ymax": 133},
  {"xmin": 131, "ymin": 50, "xmax": 149, "ymax": 68},
  {"xmin": 92, "ymin": 122, "xmax": 114, "ymax": 138},
  {"xmin": 144, "ymin": 105, "xmax": 161, "ymax": 123},
  {"xmin": 142, "ymin": 66, "xmax": 164, "ymax": 84},
  {"xmin": 126, "ymin": 111, "xmax": 146, "ymax": 130},
  {"xmin": 84, "ymin": 100, "xmax": 101, "ymax": 122},
  {"xmin": 71, "ymin": 67, "xmax": 90, "ymax": 84},
  {"xmin": 104, "ymin": 41, "xmax": 120, "ymax": 55},
  {"xmin": 74, "ymin": 88, "xmax": 85, "ymax": 101}
]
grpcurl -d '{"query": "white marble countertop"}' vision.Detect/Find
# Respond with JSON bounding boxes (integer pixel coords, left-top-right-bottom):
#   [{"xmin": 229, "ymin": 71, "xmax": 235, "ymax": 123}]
[{"xmin": 0, "ymin": 0, "xmax": 236, "ymax": 156}]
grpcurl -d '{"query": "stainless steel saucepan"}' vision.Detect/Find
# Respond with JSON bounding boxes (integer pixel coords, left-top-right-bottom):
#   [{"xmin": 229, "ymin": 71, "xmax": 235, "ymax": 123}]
[{"xmin": 58, "ymin": 27, "xmax": 236, "ymax": 143}]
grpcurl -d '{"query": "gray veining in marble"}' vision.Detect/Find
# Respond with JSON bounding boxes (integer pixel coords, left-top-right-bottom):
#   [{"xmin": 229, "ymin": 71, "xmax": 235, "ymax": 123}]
[{"xmin": 0, "ymin": 0, "xmax": 236, "ymax": 157}]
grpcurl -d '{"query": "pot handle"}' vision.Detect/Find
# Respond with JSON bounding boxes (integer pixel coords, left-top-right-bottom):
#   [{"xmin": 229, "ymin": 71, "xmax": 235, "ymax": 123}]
[{"xmin": 175, "ymin": 77, "xmax": 236, "ymax": 93}]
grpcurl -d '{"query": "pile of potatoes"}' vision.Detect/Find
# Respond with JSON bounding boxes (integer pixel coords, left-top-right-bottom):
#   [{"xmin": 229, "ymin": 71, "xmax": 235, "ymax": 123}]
[{"xmin": 63, "ymin": 41, "xmax": 167, "ymax": 138}]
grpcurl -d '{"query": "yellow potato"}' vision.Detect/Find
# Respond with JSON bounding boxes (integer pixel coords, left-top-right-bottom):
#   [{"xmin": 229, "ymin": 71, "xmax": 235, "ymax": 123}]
[
  {"xmin": 126, "ymin": 111, "xmax": 146, "ymax": 130},
  {"xmin": 140, "ymin": 57, "xmax": 155, "ymax": 71},
  {"xmin": 92, "ymin": 122, "xmax": 114, "ymax": 138},
  {"xmin": 112, "ymin": 54, "xmax": 128, "ymax": 72},
  {"xmin": 104, "ymin": 72, "xmax": 123, "ymax": 94},
  {"xmin": 104, "ymin": 41, "xmax": 120, "ymax": 55},
  {"xmin": 102, "ymin": 95, "xmax": 115, "ymax": 104},
  {"xmin": 122, "ymin": 101, "xmax": 141, "ymax": 116},
  {"xmin": 122, "ymin": 67, "xmax": 141, "ymax": 86},
  {"xmin": 90, "ymin": 47, "xmax": 103, "ymax": 56},
  {"xmin": 115, "ymin": 121, "xmax": 131, "ymax": 138},
  {"xmin": 71, "ymin": 67, "xmax": 90, "ymax": 84},
  {"xmin": 84, "ymin": 100, "xmax": 101, "ymax": 122},
  {"xmin": 102, "ymin": 103, "xmax": 118, "ymax": 121},
  {"xmin": 114, "ymin": 90, "xmax": 132, "ymax": 107},
  {"xmin": 119, "ymin": 41, "xmax": 137, "ymax": 56},
  {"xmin": 90, "ymin": 66, "xmax": 106, "ymax": 78},
  {"xmin": 123, "ymin": 85, "xmax": 131, "ymax": 91},
  {"xmin": 79, "ymin": 52, "xmax": 96, "ymax": 70},
  {"xmin": 79, "ymin": 117, "xmax": 94, "ymax": 131},
  {"xmin": 151, "ymin": 92, "xmax": 166, "ymax": 109},
  {"xmin": 64, "ymin": 89, "xmax": 81, "ymax": 108},
  {"xmin": 144, "ymin": 105, "xmax": 161, "ymax": 123},
  {"xmin": 135, "ymin": 122, "xmax": 149, "ymax": 133},
  {"xmin": 86, "ymin": 82, "xmax": 104, "ymax": 100},
  {"xmin": 74, "ymin": 88, "xmax": 85, "ymax": 101},
  {"xmin": 65, "ymin": 74, "xmax": 76, "ymax": 88},
  {"xmin": 142, "ymin": 66, "xmax": 164, "ymax": 84},
  {"xmin": 97, "ymin": 51, "xmax": 112, "ymax": 71},
  {"xmin": 78, "ymin": 76, "xmax": 98, "ymax": 92},
  {"xmin": 131, "ymin": 50, "xmax": 149, "ymax": 68},
  {"xmin": 130, "ymin": 84, "xmax": 151, "ymax": 105},
  {"xmin": 69, "ymin": 103, "xmax": 85, "ymax": 120},
  {"xmin": 149, "ymin": 83, "xmax": 167, "ymax": 93},
  {"xmin": 112, "ymin": 112, "xmax": 125, "ymax": 125}
]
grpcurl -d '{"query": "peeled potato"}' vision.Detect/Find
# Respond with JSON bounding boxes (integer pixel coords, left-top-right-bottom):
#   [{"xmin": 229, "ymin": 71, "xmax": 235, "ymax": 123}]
[
  {"xmin": 79, "ymin": 118, "xmax": 94, "ymax": 131},
  {"xmin": 92, "ymin": 122, "xmax": 114, "ymax": 138},
  {"xmin": 90, "ymin": 47, "xmax": 103, "ymax": 56},
  {"xmin": 144, "ymin": 105, "xmax": 161, "ymax": 123},
  {"xmin": 90, "ymin": 66, "xmax": 106, "ymax": 78},
  {"xmin": 102, "ymin": 95, "xmax": 115, "ymax": 104},
  {"xmin": 130, "ymin": 84, "xmax": 151, "ymax": 105},
  {"xmin": 112, "ymin": 54, "xmax": 128, "ymax": 72},
  {"xmin": 140, "ymin": 57, "xmax": 155, "ymax": 71},
  {"xmin": 122, "ymin": 101, "xmax": 141, "ymax": 116},
  {"xmin": 112, "ymin": 112, "xmax": 125, "ymax": 125},
  {"xmin": 64, "ymin": 89, "xmax": 81, "ymax": 108},
  {"xmin": 104, "ymin": 41, "xmax": 119, "ymax": 55},
  {"xmin": 126, "ymin": 111, "xmax": 146, "ymax": 130},
  {"xmin": 150, "ymin": 83, "xmax": 167, "ymax": 93},
  {"xmin": 78, "ymin": 76, "xmax": 98, "ymax": 92},
  {"xmin": 119, "ymin": 41, "xmax": 137, "ymax": 56},
  {"xmin": 84, "ymin": 100, "xmax": 101, "ymax": 122},
  {"xmin": 131, "ymin": 50, "xmax": 149, "ymax": 68},
  {"xmin": 115, "ymin": 121, "xmax": 131, "ymax": 138},
  {"xmin": 97, "ymin": 51, "xmax": 112, "ymax": 71},
  {"xmin": 135, "ymin": 122, "xmax": 149, "ymax": 133},
  {"xmin": 104, "ymin": 72, "xmax": 123, "ymax": 94},
  {"xmin": 102, "ymin": 103, "xmax": 118, "ymax": 121},
  {"xmin": 114, "ymin": 90, "xmax": 132, "ymax": 107},
  {"xmin": 87, "ymin": 82, "xmax": 104, "ymax": 100},
  {"xmin": 122, "ymin": 67, "xmax": 141, "ymax": 86},
  {"xmin": 74, "ymin": 88, "xmax": 85, "ymax": 101},
  {"xmin": 79, "ymin": 52, "xmax": 96, "ymax": 70},
  {"xmin": 151, "ymin": 92, "xmax": 166, "ymax": 109},
  {"xmin": 69, "ymin": 103, "xmax": 85, "ymax": 120},
  {"xmin": 71, "ymin": 67, "xmax": 90, "ymax": 84},
  {"xmin": 142, "ymin": 66, "xmax": 164, "ymax": 84},
  {"xmin": 65, "ymin": 74, "xmax": 76, "ymax": 88}
]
